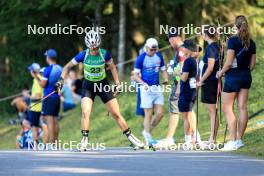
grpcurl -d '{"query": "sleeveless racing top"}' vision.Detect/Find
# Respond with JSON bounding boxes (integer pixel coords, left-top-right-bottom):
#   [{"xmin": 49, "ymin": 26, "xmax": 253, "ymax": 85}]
[{"xmin": 83, "ymin": 48, "xmax": 108, "ymax": 82}]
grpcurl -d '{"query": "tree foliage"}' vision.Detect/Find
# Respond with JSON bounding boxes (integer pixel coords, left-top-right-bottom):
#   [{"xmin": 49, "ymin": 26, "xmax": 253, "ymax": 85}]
[{"xmin": 0, "ymin": 0, "xmax": 263, "ymax": 113}]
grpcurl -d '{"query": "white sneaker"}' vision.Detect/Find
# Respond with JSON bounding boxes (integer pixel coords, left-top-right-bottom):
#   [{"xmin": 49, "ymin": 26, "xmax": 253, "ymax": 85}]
[
  {"xmin": 153, "ymin": 138, "xmax": 176, "ymax": 149},
  {"xmin": 192, "ymin": 131, "xmax": 202, "ymax": 143},
  {"xmin": 80, "ymin": 137, "xmax": 88, "ymax": 151},
  {"xmin": 220, "ymin": 140, "xmax": 238, "ymax": 151},
  {"xmin": 182, "ymin": 141, "xmax": 193, "ymax": 150},
  {"xmin": 235, "ymin": 139, "xmax": 244, "ymax": 149},
  {"xmin": 142, "ymin": 130, "xmax": 152, "ymax": 146}
]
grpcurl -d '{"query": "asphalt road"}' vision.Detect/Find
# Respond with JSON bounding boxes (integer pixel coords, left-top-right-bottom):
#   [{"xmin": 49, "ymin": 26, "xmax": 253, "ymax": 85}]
[{"xmin": 0, "ymin": 148, "xmax": 263, "ymax": 176}]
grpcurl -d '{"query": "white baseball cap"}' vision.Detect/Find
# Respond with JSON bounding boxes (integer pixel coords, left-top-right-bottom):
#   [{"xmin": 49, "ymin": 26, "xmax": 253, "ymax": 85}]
[
  {"xmin": 28, "ymin": 63, "xmax": 40, "ymax": 72},
  {"xmin": 145, "ymin": 38, "xmax": 158, "ymax": 49}
]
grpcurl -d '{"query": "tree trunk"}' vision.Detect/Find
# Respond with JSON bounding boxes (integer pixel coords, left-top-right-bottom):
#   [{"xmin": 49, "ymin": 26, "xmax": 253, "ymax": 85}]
[{"xmin": 118, "ymin": 0, "xmax": 126, "ymax": 75}]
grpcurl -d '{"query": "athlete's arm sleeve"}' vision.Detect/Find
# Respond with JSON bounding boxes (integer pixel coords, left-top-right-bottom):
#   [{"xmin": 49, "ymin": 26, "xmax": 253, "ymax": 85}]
[
  {"xmin": 41, "ymin": 67, "xmax": 51, "ymax": 80},
  {"xmin": 134, "ymin": 55, "xmax": 143, "ymax": 73},
  {"xmin": 71, "ymin": 51, "xmax": 86, "ymax": 65}
]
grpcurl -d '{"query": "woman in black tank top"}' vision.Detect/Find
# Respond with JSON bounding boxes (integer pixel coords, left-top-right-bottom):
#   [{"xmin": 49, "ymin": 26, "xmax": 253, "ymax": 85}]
[{"xmin": 216, "ymin": 16, "xmax": 256, "ymax": 151}]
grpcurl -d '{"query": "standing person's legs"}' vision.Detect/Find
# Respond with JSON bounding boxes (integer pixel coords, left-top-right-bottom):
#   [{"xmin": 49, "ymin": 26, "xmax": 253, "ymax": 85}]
[
  {"xmin": 237, "ymin": 89, "xmax": 249, "ymax": 139},
  {"xmin": 222, "ymin": 92, "xmax": 237, "ymax": 141},
  {"xmin": 151, "ymin": 104, "xmax": 164, "ymax": 129},
  {"xmin": 167, "ymin": 84, "xmax": 180, "ymax": 139},
  {"xmin": 42, "ymin": 96, "xmax": 60, "ymax": 144},
  {"xmin": 151, "ymin": 89, "xmax": 164, "ymax": 129},
  {"xmin": 190, "ymin": 111, "xmax": 197, "ymax": 141},
  {"xmin": 191, "ymin": 110, "xmax": 203, "ymax": 144},
  {"xmin": 32, "ymin": 126, "xmax": 38, "ymax": 149},
  {"xmin": 142, "ymin": 108, "xmax": 154, "ymax": 146},
  {"xmin": 182, "ymin": 112, "xmax": 192, "ymax": 141},
  {"xmin": 201, "ymin": 80, "xmax": 219, "ymax": 143},
  {"xmin": 205, "ymin": 104, "xmax": 219, "ymax": 142},
  {"xmin": 153, "ymin": 90, "xmax": 179, "ymax": 148},
  {"xmin": 144, "ymin": 108, "xmax": 154, "ymax": 133},
  {"xmin": 45, "ymin": 115, "xmax": 55, "ymax": 143},
  {"xmin": 166, "ymin": 113, "xmax": 179, "ymax": 139},
  {"xmin": 179, "ymin": 98, "xmax": 194, "ymax": 145},
  {"xmin": 30, "ymin": 111, "xmax": 40, "ymax": 149},
  {"xmin": 53, "ymin": 97, "xmax": 61, "ymax": 144},
  {"xmin": 139, "ymin": 86, "xmax": 154, "ymax": 144},
  {"xmin": 40, "ymin": 117, "xmax": 48, "ymax": 147},
  {"xmin": 53, "ymin": 117, "xmax": 59, "ymax": 142}
]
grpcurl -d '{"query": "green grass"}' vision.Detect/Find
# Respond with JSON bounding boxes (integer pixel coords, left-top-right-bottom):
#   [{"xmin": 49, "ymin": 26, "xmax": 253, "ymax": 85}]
[{"xmin": 1, "ymin": 91, "xmax": 263, "ymax": 159}]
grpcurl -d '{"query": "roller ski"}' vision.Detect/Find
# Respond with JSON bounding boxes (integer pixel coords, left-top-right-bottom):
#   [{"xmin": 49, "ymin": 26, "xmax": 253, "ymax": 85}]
[
  {"xmin": 123, "ymin": 128, "xmax": 145, "ymax": 150},
  {"xmin": 76, "ymin": 130, "xmax": 89, "ymax": 152}
]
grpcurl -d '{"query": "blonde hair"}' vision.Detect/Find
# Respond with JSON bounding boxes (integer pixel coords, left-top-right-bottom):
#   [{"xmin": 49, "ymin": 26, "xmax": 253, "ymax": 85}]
[{"xmin": 235, "ymin": 15, "xmax": 250, "ymax": 50}]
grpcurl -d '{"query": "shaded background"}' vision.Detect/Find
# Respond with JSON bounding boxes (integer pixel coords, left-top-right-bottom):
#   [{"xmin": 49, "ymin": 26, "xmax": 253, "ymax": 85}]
[{"xmin": 0, "ymin": 0, "xmax": 264, "ymax": 114}]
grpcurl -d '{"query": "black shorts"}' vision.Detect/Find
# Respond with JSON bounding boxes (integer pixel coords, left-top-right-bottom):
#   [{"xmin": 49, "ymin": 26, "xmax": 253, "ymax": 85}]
[
  {"xmin": 24, "ymin": 111, "xmax": 32, "ymax": 125},
  {"xmin": 201, "ymin": 80, "xmax": 218, "ymax": 104},
  {"xmin": 81, "ymin": 79, "xmax": 115, "ymax": 103},
  {"xmin": 29, "ymin": 111, "xmax": 41, "ymax": 127},
  {"xmin": 178, "ymin": 98, "xmax": 195, "ymax": 112},
  {"xmin": 42, "ymin": 96, "xmax": 60, "ymax": 117},
  {"xmin": 223, "ymin": 70, "xmax": 252, "ymax": 93}
]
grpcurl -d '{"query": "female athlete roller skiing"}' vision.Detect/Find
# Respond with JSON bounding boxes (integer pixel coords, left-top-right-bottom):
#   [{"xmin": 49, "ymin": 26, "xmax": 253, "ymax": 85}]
[{"xmin": 58, "ymin": 30, "xmax": 144, "ymax": 151}]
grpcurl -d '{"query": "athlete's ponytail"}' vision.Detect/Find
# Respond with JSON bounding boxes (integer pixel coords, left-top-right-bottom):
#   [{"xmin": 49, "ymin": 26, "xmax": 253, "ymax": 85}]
[{"xmin": 235, "ymin": 15, "xmax": 250, "ymax": 50}]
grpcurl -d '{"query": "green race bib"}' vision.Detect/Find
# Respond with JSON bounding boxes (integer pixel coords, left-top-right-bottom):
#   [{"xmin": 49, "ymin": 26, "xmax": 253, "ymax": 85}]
[{"xmin": 83, "ymin": 49, "xmax": 107, "ymax": 82}]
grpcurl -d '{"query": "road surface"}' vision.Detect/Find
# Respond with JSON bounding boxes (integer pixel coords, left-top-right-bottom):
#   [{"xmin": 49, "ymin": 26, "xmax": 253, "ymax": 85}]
[{"xmin": 0, "ymin": 148, "xmax": 263, "ymax": 176}]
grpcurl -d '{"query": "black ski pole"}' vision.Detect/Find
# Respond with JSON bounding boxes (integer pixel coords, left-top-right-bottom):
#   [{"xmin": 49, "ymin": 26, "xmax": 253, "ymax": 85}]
[{"xmin": 28, "ymin": 90, "xmax": 57, "ymax": 110}]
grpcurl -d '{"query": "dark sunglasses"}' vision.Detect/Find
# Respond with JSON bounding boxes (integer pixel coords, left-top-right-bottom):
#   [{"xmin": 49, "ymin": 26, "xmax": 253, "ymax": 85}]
[
  {"xmin": 90, "ymin": 47, "xmax": 99, "ymax": 51},
  {"xmin": 149, "ymin": 48, "xmax": 157, "ymax": 52}
]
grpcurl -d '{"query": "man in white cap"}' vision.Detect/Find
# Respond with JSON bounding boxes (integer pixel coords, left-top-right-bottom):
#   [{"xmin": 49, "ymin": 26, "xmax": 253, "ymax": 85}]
[{"xmin": 134, "ymin": 38, "xmax": 168, "ymax": 147}]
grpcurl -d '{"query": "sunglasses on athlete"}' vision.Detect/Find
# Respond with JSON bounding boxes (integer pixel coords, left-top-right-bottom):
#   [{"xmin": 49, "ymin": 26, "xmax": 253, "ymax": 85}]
[
  {"xmin": 149, "ymin": 48, "xmax": 157, "ymax": 52},
  {"xmin": 90, "ymin": 47, "xmax": 99, "ymax": 51}
]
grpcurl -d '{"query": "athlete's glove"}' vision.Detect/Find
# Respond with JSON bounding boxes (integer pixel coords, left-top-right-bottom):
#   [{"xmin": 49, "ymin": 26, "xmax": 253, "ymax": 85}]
[
  {"xmin": 55, "ymin": 77, "xmax": 64, "ymax": 93},
  {"xmin": 113, "ymin": 83, "xmax": 122, "ymax": 97}
]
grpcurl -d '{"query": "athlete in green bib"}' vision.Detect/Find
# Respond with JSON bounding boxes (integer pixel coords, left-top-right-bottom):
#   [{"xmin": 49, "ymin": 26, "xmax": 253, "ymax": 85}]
[{"xmin": 59, "ymin": 30, "xmax": 144, "ymax": 151}]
